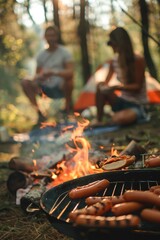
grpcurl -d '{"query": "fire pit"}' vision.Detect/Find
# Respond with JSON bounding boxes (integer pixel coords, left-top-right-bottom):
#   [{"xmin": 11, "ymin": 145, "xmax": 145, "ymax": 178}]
[
  {"xmin": 6, "ymin": 114, "xmax": 159, "ymax": 240},
  {"xmin": 40, "ymin": 169, "xmax": 160, "ymax": 240}
]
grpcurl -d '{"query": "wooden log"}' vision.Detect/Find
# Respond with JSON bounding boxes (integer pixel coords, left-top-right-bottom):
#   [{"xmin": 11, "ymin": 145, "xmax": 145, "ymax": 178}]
[
  {"xmin": 7, "ymin": 171, "xmax": 34, "ymax": 195},
  {"xmin": 8, "ymin": 156, "xmax": 34, "ymax": 173},
  {"xmin": 119, "ymin": 140, "xmax": 147, "ymax": 160},
  {"xmin": 20, "ymin": 152, "xmax": 78, "ymax": 212},
  {"xmin": 20, "ymin": 179, "xmax": 49, "ymax": 212}
]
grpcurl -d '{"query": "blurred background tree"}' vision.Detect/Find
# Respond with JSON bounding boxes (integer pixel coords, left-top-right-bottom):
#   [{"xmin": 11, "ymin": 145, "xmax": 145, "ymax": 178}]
[{"xmin": 0, "ymin": 0, "xmax": 159, "ymax": 133}]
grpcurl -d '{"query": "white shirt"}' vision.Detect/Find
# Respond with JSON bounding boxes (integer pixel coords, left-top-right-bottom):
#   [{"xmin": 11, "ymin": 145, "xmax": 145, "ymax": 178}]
[{"xmin": 36, "ymin": 45, "xmax": 73, "ymax": 88}]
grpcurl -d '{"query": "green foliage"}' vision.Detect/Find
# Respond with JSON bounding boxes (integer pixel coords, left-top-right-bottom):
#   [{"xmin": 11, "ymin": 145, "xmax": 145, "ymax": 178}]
[{"xmin": 0, "ymin": 91, "xmax": 34, "ymax": 133}]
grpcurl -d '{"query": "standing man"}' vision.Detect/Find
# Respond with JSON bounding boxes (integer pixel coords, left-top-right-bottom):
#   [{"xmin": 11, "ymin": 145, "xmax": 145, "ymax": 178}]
[{"xmin": 21, "ymin": 25, "xmax": 74, "ymax": 125}]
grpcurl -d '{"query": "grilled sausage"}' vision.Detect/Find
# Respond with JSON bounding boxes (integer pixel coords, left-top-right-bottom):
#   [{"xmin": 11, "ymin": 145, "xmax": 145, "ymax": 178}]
[
  {"xmin": 145, "ymin": 156, "xmax": 160, "ymax": 168},
  {"xmin": 111, "ymin": 202, "xmax": 144, "ymax": 216},
  {"xmin": 123, "ymin": 190, "xmax": 160, "ymax": 207},
  {"xmin": 141, "ymin": 208, "xmax": 160, "ymax": 224},
  {"xmin": 153, "ymin": 188, "xmax": 160, "ymax": 195},
  {"xmin": 149, "ymin": 185, "xmax": 160, "ymax": 192},
  {"xmin": 74, "ymin": 214, "xmax": 140, "ymax": 228},
  {"xmin": 85, "ymin": 195, "xmax": 125, "ymax": 206},
  {"xmin": 69, "ymin": 179, "xmax": 110, "ymax": 199},
  {"xmin": 69, "ymin": 198, "xmax": 112, "ymax": 221}
]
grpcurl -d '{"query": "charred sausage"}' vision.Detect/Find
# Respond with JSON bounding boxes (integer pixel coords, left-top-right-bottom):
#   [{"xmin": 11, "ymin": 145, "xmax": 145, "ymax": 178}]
[
  {"xmin": 69, "ymin": 179, "xmax": 110, "ymax": 199},
  {"xmin": 74, "ymin": 214, "xmax": 140, "ymax": 228},
  {"xmin": 69, "ymin": 198, "xmax": 112, "ymax": 221},
  {"xmin": 85, "ymin": 195, "xmax": 125, "ymax": 206}
]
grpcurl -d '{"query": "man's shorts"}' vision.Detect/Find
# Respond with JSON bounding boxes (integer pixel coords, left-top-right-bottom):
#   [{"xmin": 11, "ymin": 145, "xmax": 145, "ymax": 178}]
[
  {"xmin": 41, "ymin": 85, "xmax": 64, "ymax": 99},
  {"xmin": 112, "ymin": 96, "xmax": 148, "ymax": 122}
]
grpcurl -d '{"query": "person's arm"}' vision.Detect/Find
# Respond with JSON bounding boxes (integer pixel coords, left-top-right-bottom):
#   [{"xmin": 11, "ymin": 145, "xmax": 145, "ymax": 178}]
[
  {"xmin": 33, "ymin": 66, "xmax": 45, "ymax": 82},
  {"xmin": 104, "ymin": 60, "xmax": 114, "ymax": 85},
  {"xmin": 117, "ymin": 56, "xmax": 146, "ymax": 92}
]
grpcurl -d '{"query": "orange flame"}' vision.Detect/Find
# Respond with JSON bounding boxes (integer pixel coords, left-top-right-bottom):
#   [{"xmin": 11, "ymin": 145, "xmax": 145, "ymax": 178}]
[
  {"xmin": 47, "ymin": 113, "xmax": 103, "ymax": 187},
  {"xmin": 33, "ymin": 159, "xmax": 38, "ymax": 176},
  {"xmin": 40, "ymin": 121, "xmax": 56, "ymax": 129},
  {"xmin": 111, "ymin": 144, "xmax": 119, "ymax": 156}
]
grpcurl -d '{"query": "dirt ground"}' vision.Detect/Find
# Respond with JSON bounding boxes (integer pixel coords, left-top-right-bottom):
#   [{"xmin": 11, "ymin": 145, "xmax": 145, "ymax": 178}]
[{"xmin": 0, "ymin": 105, "xmax": 160, "ymax": 240}]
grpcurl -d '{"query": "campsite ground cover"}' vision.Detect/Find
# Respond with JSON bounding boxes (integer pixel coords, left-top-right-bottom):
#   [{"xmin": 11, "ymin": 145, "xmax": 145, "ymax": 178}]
[{"xmin": 0, "ymin": 105, "xmax": 160, "ymax": 240}]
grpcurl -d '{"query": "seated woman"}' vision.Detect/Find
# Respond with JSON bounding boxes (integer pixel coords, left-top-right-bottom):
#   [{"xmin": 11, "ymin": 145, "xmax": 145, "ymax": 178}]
[{"xmin": 95, "ymin": 26, "xmax": 148, "ymax": 126}]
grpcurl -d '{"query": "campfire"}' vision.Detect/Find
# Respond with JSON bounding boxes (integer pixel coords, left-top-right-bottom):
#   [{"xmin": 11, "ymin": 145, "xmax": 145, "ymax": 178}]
[
  {"xmin": 49, "ymin": 117, "xmax": 103, "ymax": 186},
  {"xmin": 7, "ymin": 113, "xmax": 150, "ymax": 212}
]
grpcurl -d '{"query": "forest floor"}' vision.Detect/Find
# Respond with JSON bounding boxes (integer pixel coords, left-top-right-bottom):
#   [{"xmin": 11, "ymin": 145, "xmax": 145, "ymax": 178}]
[{"xmin": 0, "ymin": 104, "xmax": 160, "ymax": 240}]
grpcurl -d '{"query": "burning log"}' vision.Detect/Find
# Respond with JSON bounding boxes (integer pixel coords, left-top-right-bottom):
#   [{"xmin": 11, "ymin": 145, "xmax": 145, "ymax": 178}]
[
  {"xmin": 19, "ymin": 154, "xmax": 77, "ymax": 212},
  {"xmin": 7, "ymin": 151, "xmax": 77, "ymax": 211},
  {"xmin": 20, "ymin": 177, "xmax": 51, "ymax": 212},
  {"xmin": 6, "ymin": 168, "xmax": 53, "ymax": 211},
  {"xmin": 119, "ymin": 140, "xmax": 147, "ymax": 160}
]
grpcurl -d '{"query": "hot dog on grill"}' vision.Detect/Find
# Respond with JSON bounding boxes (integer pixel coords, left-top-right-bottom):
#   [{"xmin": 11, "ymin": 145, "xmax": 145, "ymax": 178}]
[
  {"xmin": 153, "ymin": 188, "xmax": 160, "ymax": 195},
  {"xmin": 85, "ymin": 195, "xmax": 125, "ymax": 206},
  {"xmin": 141, "ymin": 208, "xmax": 160, "ymax": 224},
  {"xmin": 74, "ymin": 214, "xmax": 141, "ymax": 228},
  {"xmin": 111, "ymin": 202, "xmax": 144, "ymax": 216},
  {"xmin": 68, "ymin": 179, "xmax": 110, "ymax": 199},
  {"xmin": 123, "ymin": 190, "xmax": 160, "ymax": 207},
  {"xmin": 145, "ymin": 156, "xmax": 160, "ymax": 168},
  {"xmin": 149, "ymin": 185, "xmax": 160, "ymax": 195},
  {"xmin": 69, "ymin": 198, "xmax": 112, "ymax": 221},
  {"xmin": 149, "ymin": 185, "xmax": 160, "ymax": 191}
]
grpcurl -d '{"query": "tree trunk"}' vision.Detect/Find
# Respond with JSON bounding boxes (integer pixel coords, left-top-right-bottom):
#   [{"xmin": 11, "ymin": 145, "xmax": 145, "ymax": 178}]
[
  {"xmin": 139, "ymin": 0, "xmax": 158, "ymax": 79},
  {"xmin": 78, "ymin": 0, "xmax": 91, "ymax": 84},
  {"xmin": 42, "ymin": 0, "xmax": 48, "ymax": 23},
  {"xmin": 52, "ymin": 0, "xmax": 63, "ymax": 44}
]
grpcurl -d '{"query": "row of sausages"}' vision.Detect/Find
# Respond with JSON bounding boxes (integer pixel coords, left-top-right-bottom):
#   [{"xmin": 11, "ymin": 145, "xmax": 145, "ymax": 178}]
[{"xmin": 68, "ymin": 179, "xmax": 160, "ymax": 228}]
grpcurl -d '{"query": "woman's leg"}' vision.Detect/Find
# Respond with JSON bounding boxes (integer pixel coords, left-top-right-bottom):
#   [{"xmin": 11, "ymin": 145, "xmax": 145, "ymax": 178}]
[
  {"xmin": 112, "ymin": 109, "xmax": 137, "ymax": 125},
  {"xmin": 95, "ymin": 84, "xmax": 118, "ymax": 122}
]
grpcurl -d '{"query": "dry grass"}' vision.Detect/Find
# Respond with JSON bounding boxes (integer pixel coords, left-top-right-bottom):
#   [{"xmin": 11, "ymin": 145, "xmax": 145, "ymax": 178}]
[
  {"xmin": 0, "ymin": 156, "xmax": 72, "ymax": 240},
  {"xmin": 0, "ymin": 183, "xmax": 72, "ymax": 240}
]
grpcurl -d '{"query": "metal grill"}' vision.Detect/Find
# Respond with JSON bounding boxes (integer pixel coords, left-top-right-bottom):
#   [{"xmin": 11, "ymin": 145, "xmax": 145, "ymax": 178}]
[
  {"xmin": 40, "ymin": 170, "xmax": 160, "ymax": 239},
  {"xmin": 48, "ymin": 179, "xmax": 160, "ymax": 221}
]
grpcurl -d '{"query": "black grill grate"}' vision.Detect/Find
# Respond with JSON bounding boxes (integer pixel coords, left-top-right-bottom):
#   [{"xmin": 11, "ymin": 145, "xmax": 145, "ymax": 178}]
[
  {"xmin": 48, "ymin": 179, "xmax": 160, "ymax": 221},
  {"xmin": 40, "ymin": 170, "xmax": 160, "ymax": 240}
]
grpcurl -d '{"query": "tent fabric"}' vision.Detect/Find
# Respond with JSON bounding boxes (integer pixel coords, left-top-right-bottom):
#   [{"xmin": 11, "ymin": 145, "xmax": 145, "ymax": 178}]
[{"xmin": 74, "ymin": 63, "xmax": 160, "ymax": 111}]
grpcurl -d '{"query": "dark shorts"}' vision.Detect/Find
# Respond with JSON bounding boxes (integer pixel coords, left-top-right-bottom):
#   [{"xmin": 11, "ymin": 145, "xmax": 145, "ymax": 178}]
[
  {"xmin": 41, "ymin": 85, "xmax": 64, "ymax": 99},
  {"xmin": 112, "ymin": 96, "xmax": 148, "ymax": 122}
]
